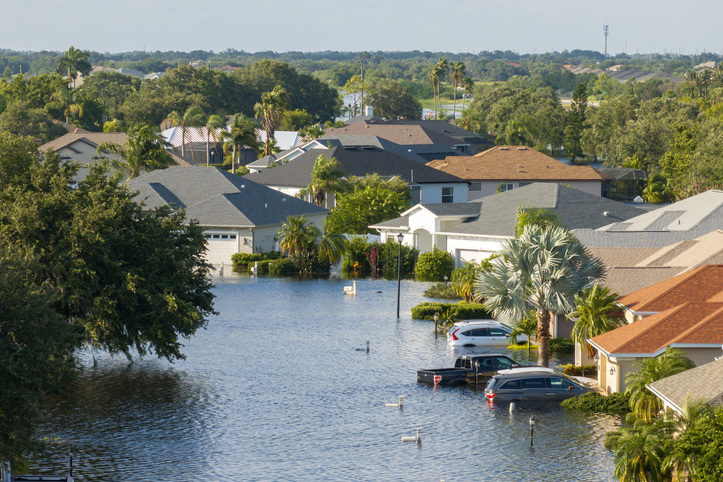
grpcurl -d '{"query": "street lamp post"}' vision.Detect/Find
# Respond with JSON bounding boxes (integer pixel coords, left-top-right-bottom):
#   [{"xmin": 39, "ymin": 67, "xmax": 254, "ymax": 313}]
[{"xmin": 396, "ymin": 233, "xmax": 404, "ymax": 319}]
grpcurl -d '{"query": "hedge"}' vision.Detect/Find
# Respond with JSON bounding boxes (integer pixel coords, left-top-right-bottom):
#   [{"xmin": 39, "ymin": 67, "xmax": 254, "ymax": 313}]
[
  {"xmin": 231, "ymin": 251, "xmax": 280, "ymax": 269},
  {"xmin": 561, "ymin": 391, "xmax": 631, "ymax": 413},
  {"xmin": 411, "ymin": 302, "xmax": 493, "ymax": 321},
  {"xmin": 560, "ymin": 364, "xmax": 598, "ymax": 378}
]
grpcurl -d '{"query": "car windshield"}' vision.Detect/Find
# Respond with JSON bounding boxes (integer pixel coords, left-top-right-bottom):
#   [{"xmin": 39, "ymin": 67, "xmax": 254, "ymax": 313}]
[{"xmin": 485, "ymin": 377, "xmax": 497, "ymax": 391}]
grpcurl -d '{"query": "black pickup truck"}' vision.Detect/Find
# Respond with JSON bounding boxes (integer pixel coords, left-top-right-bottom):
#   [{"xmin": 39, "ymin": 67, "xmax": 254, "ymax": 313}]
[{"xmin": 417, "ymin": 354, "xmax": 522, "ymax": 386}]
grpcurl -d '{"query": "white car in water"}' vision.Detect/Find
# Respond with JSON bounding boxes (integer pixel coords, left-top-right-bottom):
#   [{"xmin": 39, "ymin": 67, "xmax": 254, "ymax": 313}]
[{"xmin": 447, "ymin": 320, "xmax": 525, "ymax": 347}]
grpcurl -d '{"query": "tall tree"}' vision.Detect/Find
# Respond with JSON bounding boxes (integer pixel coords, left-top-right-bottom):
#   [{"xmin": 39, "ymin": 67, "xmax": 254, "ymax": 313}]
[
  {"xmin": 56, "ymin": 46, "xmax": 91, "ymax": 88},
  {"xmin": 220, "ymin": 113, "xmax": 261, "ymax": 173},
  {"xmin": 46, "ymin": 84, "xmax": 82, "ymax": 124},
  {"xmin": 277, "ymin": 215, "xmax": 320, "ymax": 257},
  {"xmin": 254, "ymin": 85, "xmax": 291, "ymax": 156},
  {"xmin": 301, "ymin": 154, "xmax": 347, "ymax": 207},
  {"xmin": 435, "ymin": 57, "xmax": 448, "ymax": 117},
  {"xmin": 451, "ymin": 61, "xmax": 466, "ymax": 120},
  {"xmin": 474, "ymin": 225, "xmax": 604, "ymax": 366},
  {"xmin": 564, "ymin": 83, "xmax": 588, "ymax": 163},
  {"xmin": 366, "ymin": 78, "xmax": 422, "ymax": 120},
  {"xmin": 613, "ymin": 423, "xmax": 669, "ymax": 482},
  {"xmin": 165, "ymin": 105, "xmax": 206, "ymax": 161},
  {"xmin": 569, "ymin": 284, "xmax": 625, "ymax": 357},
  {"xmin": 97, "ymin": 124, "xmax": 174, "ymax": 179},
  {"xmin": 205, "ymin": 114, "xmax": 226, "ymax": 166}
]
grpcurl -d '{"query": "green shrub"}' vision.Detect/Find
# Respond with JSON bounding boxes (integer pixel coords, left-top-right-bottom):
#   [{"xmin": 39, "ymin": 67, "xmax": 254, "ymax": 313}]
[
  {"xmin": 423, "ymin": 282, "xmax": 460, "ymax": 299},
  {"xmin": 561, "ymin": 391, "xmax": 631, "ymax": 414},
  {"xmin": 560, "ymin": 364, "xmax": 598, "ymax": 377},
  {"xmin": 549, "ymin": 337, "xmax": 574, "ymax": 354},
  {"xmin": 415, "ymin": 246, "xmax": 454, "ymax": 281},
  {"xmin": 341, "ymin": 238, "xmax": 418, "ymax": 277},
  {"xmin": 232, "ymin": 251, "xmax": 280, "ymax": 269},
  {"xmin": 268, "ymin": 258, "xmax": 295, "ymax": 275},
  {"xmin": 411, "ymin": 301, "xmax": 493, "ymax": 321}
]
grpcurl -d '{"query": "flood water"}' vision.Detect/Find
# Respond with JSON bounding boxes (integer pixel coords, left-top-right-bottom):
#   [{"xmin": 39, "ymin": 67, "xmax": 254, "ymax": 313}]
[{"xmin": 28, "ymin": 276, "xmax": 619, "ymax": 481}]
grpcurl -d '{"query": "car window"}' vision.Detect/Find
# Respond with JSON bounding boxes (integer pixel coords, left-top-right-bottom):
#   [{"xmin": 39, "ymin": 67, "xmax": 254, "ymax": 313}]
[
  {"xmin": 477, "ymin": 358, "xmax": 495, "ymax": 370},
  {"xmin": 488, "ymin": 328, "xmax": 508, "ymax": 336},
  {"xmin": 500, "ymin": 379, "xmax": 521, "ymax": 390},
  {"xmin": 495, "ymin": 357, "xmax": 515, "ymax": 369},
  {"xmin": 549, "ymin": 377, "xmax": 581, "ymax": 390},
  {"xmin": 464, "ymin": 328, "xmax": 488, "ymax": 337},
  {"xmin": 521, "ymin": 378, "xmax": 547, "ymax": 389}
]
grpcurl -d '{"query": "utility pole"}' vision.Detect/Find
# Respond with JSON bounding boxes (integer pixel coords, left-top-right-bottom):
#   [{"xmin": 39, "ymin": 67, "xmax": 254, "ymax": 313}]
[{"xmin": 603, "ymin": 25, "xmax": 609, "ymax": 58}]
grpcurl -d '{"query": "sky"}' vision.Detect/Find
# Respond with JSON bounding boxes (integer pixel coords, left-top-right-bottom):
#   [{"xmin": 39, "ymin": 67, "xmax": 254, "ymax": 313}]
[{"xmin": 4, "ymin": 0, "xmax": 723, "ymax": 56}]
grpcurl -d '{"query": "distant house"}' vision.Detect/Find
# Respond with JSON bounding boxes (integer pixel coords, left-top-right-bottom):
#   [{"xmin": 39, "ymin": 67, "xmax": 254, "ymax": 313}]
[
  {"xmin": 427, "ymin": 146, "xmax": 605, "ymax": 201},
  {"xmin": 588, "ymin": 265, "xmax": 723, "ymax": 394},
  {"xmin": 573, "ymin": 189, "xmax": 723, "ymax": 250},
  {"xmin": 648, "ymin": 358, "xmax": 723, "ymax": 415},
  {"xmin": 244, "ymin": 145, "xmax": 469, "ymax": 208},
  {"xmin": 589, "ymin": 229, "xmax": 723, "ymax": 297},
  {"xmin": 127, "ymin": 166, "xmax": 329, "ymax": 265},
  {"xmin": 161, "ymin": 126, "xmax": 228, "ymax": 165},
  {"xmin": 372, "ymin": 183, "xmax": 644, "ymax": 266},
  {"xmin": 325, "ymin": 120, "xmax": 479, "ymax": 160},
  {"xmin": 595, "ymin": 167, "xmax": 649, "ymax": 202},
  {"xmin": 40, "ymin": 132, "xmax": 189, "ymax": 180}
]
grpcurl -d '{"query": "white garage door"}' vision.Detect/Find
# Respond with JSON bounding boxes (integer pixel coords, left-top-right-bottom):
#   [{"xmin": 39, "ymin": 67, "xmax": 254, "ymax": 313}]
[
  {"xmin": 455, "ymin": 249, "xmax": 495, "ymax": 267},
  {"xmin": 205, "ymin": 233, "xmax": 239, "ymax": 265}
]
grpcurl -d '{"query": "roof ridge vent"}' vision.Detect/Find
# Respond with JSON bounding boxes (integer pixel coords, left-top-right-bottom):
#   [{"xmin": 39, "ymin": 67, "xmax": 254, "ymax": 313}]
[{"xmin": 517, "ymin": 146, "xmax": 527, "ymax": 150}]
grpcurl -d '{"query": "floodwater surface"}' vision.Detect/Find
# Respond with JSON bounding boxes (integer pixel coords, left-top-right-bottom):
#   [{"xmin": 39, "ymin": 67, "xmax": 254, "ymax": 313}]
[{"xmin": 27, "ymin": 276, "xmax": 619, "ymax": 481}]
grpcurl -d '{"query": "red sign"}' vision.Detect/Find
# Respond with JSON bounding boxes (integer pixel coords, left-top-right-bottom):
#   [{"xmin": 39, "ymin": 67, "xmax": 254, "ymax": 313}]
[{"xmin": 434, "ymin": 375, "xmax": 442, "ymax": 385}]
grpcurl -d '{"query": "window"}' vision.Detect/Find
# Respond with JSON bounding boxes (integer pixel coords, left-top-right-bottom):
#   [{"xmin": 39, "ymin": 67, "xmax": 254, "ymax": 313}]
[
  {"xmin": 500, "ymin": 380, "xmax": 521, "ymax": 389},
  {"xmin": 496, "ymin": 357, "xmax": 515, "ymax": 370},
  {"xmin": 464, "ymin": 328, "xmax": 489, "ymax": 337},
  {"xmin": 212, "ymin": 234, "xmax": 220, "ymax": 239},
  {"xmin": 441, "ymin": 187, "xmax": 454, "ymax": 203},
  {"xmin": 521, "ymin": 378, "xmax": 547, "ymax": 389},
  {"xmin": 229, "ymin": 235, "xmax": 237, "ymax": 239},
  {"xmin": 499, "ymin": 183, "xmax": 514, "ymax": 192},
  {"xmin": 488, "ymin": 328, "xmax": 508, "ymax": 336},
  {"xmin": 549, "ymin": 377, "xmax": 579, "ymax": 390},
  {"xmin": 221, "ymin": 235, "xmax": 228, "ymax": 239},
  {"xmin": 469, "ymin": 182, "xmax": 482, "ymax": 191},
  {"xmin": 518, "ymin": 182, "xmax": 531, "ymax": 187}
]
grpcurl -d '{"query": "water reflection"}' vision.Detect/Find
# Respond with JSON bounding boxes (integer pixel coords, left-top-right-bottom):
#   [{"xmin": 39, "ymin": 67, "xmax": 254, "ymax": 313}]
[{"xmin": 28, "ymin": 276, "xmax": 619, "ymax": 481}]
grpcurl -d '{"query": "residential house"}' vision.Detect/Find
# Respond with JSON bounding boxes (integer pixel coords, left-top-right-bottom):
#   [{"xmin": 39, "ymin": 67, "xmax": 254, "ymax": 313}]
[
  {"xmin": 325, "ymin": 120, "xmax": 469, "ymax": 161},
  {"xmin": 40, "ymin": 131, "xmax": 189, "ymax": 180},
  {"xmin": 595, "ymin": 167, "xmax": 649, "ymax": 202},
  {"xmin": 588, "ymin": 265, "xmax": 723, "ymax": 394},
  {"xmin": 647, "ymin": 358, "xmax": 723, "ymax": 415},
  {"xmin": 243, "ymin": 145, "xmax": 469, "ymax": 208},
  {"xmin": 427, "ymin": 146, "xmax": 605, "ymax": 201},
  {"xmin": 127, "ymin": 166, "xmax": 329, "ymax": 265},
  {"xmin": 162, "ymin": 126, "xmax": 228, "ymax": 165}
]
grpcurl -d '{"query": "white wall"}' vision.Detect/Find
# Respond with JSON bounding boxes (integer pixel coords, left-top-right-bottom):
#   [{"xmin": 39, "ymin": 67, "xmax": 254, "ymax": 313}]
[
  {"xmin": 419, "ymin": 183, "xmax": 468, "ymax": 204},
  {"xmin": 447, "ymin": 235, "xmax": 507, "ymax": 267}
]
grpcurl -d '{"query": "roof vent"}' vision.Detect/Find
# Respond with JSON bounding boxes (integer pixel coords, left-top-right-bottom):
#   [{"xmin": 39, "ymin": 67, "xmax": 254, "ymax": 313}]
[
  {"xmin": 603, "ymin": 211, "xmax": 610, "ymax": 216},
  {"xmin": 517, "ymin": 146, "xmax": 527, "ymax": 150},
  {"xmin": 499, "ymin": 147, "xmax": 509, "ymax": 150}
]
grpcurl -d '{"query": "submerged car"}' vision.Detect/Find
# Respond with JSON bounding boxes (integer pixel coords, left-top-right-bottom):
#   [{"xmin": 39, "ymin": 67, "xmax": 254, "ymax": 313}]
[
  {"xmin": 446, "ymin": 320, "xmax": 524, "ymax": 347},
  {"xmin": 484, "ymin": 370, "xmax": 592, "ymax": 402}
]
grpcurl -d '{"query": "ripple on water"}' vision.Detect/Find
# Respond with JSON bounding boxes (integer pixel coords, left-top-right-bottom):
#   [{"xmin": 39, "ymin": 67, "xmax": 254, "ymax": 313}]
[{"xmin": 28, "ymin": 277, "xmax": 619, "ymax": 481}]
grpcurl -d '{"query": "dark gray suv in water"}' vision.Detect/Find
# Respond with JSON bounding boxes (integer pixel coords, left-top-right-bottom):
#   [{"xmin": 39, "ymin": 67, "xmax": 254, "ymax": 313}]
[{"xmin": 484, "ymin": 369, "xmax": 591, "ymax": 402}]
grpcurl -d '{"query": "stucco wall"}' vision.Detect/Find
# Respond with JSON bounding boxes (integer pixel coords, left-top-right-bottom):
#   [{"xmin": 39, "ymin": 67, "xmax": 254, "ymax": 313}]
[{"xmin": 467, "ymin": 180, "xmax": 602, "ymax": 201}]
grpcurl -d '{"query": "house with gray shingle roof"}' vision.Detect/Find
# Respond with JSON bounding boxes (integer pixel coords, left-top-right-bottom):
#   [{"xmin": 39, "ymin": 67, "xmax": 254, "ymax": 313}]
[
  {"xmin": 243, "ymin": 145, "xmax": 469, "ymax": 207},
  {"xmin": 648, "ymin": 358, "xmax": 723, "ymax": 415},
  {"xmin": 127, "ymin": 166, "xmax": 328, "ymax": 265},
  {"xmin": 372, "ymin": 183, "xmax": 645, "ymax": 266}
]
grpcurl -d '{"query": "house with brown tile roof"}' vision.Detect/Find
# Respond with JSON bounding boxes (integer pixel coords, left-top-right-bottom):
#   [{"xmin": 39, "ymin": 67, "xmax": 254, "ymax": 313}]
[
  {"xmin": 589, "ymin": 230, "xmax": 723, "ymax": 297},
  {"xmin": 647, "ymin": 358, "xmax": 723, "ymax": 414},
  {"xmin": 585, "ymin": 265, "xmax": 723, "ymax": 394},
  {"xmin": 426, "ymin": 146, "xmax": 605, "ymax": 200}
]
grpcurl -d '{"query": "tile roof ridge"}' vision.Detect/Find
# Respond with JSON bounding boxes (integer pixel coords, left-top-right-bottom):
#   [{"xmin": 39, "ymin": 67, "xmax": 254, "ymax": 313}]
[{"xmin": 621, "ymin": 264, "xmax": 713, "ymax": 311}]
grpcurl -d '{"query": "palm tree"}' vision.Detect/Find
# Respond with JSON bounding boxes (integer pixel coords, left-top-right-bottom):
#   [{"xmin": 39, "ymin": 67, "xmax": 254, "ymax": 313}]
[
  {"xmin": 474, "ymin": 225, "xmax": 604, "ymax": 366},
  {"xmin": 97, "ymin": 124, "xmax": 174, "ymax": 179},
  {"xmin": 204, "ymin": 114, "xmax": 226, "ymax": 166},
  {"xmin": 569, "ymin": 284, "xmax": 625, "ymax": 358},
  {"xmin": 510, "ymin": 311, "xmax": 537, "ymax": 357},
  {"xmin": 514, "ymin": 207, "xmax": 561, "ymax": 238},
  {"xmin": 625, "ymin": 348, "xmax": 695, "ymax": 424},
  {"xmin": 165, "ymin": 105, "xmax": 206, "ymax": 161},
  {"xmin": 451, "ymin": 61, "xmax": 466, "ymax": 120},
  {"xmin": 642, "ymin": 172, "xmax": 672, "ymax": 203},
  {"xmin": 47, "ymin": 85, "xmax": 82, "ymax": 124},
  {"xmin": 450, "ymin": 261, "xmax": 480, "ymax": 302},
  {"xmin": 316, "ymin": 225, "xmax": 349, "ymax": 266},
  {"xmin": 429, "ymin": 67, "xmax": 439, "ymax": 118},
  {"xmin": 663, "ymin": 398, "xmax": 713, "ymax": 481},
  {"xmin": 220, "ymin": 113, "xmax": 261, "ymax": 173},
  {"xmin": 613, "ymin": 423, "xmax": 669, "ymax": 482},
  {"xmin": 303, "ymin": 154, "xmax": 347, "ymax": 207},
  {"xmin": 277, "ymin": 215, "xmax": 320, "ymax": 257},
  {"xmin": 255, "ymin": 86, "xmax": 291, "ymax": 156},
  {"xmin": 57, "ymin": 46, "xmax": 91, "ymax": 88},
  {"xmin": 435, "ymin": 57, "xmax": 449, "ymax": 117},
  {"xmin": 461, "ymin": 76, "xmax": 474, "ymax": 114}
]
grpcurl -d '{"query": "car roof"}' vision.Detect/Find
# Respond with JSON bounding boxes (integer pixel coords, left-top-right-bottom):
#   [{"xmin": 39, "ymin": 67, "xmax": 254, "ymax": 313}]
[
  {"xmin": 452, "ymin": 319, "xmax": 504, "ymax": 327},
  {"xmin": 496, "ymin": 367, "xmax": 558, "ymax": 376}
]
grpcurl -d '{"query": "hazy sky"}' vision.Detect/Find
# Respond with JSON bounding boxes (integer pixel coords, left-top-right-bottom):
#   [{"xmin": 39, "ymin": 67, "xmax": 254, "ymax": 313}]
[{"xmin": 4, "ymin": 0, "xmax": 723, "ymax": 56}]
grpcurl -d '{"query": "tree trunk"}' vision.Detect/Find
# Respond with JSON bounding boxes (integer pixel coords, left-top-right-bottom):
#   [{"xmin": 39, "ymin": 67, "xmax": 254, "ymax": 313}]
[{"xmin": 536, "ymin": 309, "xmax": 551, "ymax": 367}]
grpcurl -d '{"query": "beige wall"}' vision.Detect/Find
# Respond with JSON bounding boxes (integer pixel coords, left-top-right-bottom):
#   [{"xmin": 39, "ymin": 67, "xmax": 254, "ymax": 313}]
[{"xmin": 467, "ymin": 180, "xmax": 602, "ymax": 201}]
